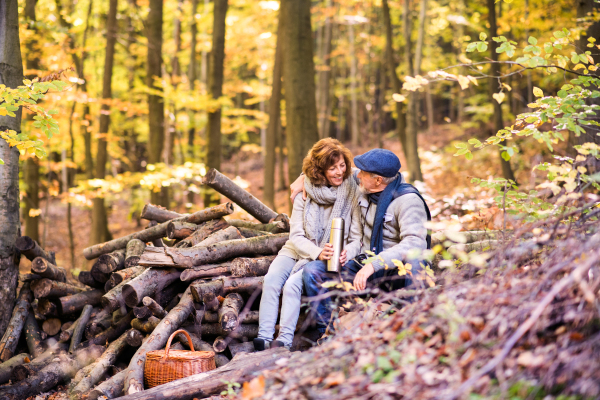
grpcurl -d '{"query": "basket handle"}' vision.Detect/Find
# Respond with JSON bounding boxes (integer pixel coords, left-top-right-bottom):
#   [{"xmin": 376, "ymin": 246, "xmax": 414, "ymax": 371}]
[{"xmin": 163, "ymin": 329, "xmax": 195, "ymax": 359}]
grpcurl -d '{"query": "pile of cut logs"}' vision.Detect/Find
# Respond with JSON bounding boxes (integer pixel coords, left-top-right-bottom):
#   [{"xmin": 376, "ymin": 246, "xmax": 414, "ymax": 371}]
[{"xmin": 0, "ymin": 169, "xmax": 298, "ymax": 400}]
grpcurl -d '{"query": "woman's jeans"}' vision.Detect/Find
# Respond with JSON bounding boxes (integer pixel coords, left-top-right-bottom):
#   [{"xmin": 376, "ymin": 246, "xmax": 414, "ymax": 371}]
[{"xmin": 257, "ymin": 255, "xmax": 303, "ymax": 347}]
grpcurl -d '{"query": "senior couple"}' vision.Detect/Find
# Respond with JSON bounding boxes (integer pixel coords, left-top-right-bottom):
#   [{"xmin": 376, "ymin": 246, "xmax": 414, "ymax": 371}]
[{"xmin": 254, "ymin": 138, "xmax": 431, "ymax": 351}]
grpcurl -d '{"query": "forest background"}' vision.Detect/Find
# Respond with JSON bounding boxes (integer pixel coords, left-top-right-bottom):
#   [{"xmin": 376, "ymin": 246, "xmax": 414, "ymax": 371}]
[{"xmin": 2, "ymin": 0, "xmax": 598, "ymax": 284}]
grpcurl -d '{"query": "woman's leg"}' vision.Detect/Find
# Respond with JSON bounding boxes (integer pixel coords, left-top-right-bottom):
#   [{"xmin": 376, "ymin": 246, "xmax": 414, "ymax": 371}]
[
  {"xmin": 257, "ymin": 255, "xmax": 296, "ymax": 342},
  {"xmin": 275, "ymin": 269, "xmax": 305, "ymax": 347}
]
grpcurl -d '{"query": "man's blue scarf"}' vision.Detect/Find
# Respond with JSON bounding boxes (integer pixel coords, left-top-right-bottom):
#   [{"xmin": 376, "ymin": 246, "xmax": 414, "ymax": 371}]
[{"xmin": 368, "ymin": 176, "xmax": 432, "ymax": 255}]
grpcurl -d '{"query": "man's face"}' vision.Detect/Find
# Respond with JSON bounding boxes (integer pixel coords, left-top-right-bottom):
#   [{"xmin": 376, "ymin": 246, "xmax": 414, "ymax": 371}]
[{"xmin": 357, "ymin": 170, "xmax": 380, "ymax": 194}]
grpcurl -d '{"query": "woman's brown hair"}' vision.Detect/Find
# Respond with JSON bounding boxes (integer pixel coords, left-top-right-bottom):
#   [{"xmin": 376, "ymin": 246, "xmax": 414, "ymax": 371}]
[{"xmin": 302, "ymin": 138, "xmax": 353, "ymax": 186}]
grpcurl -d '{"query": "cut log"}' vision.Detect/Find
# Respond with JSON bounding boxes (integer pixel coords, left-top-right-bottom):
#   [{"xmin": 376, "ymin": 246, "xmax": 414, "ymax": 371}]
[
  {"xmin": 131, "ymin": 316, "xmax": 161, "ymax": 333},
  {"xmin": 125, "ymin": 239, "xmax": 146, "ymax": 268},
  {"xmin": 228, "ymin": 219, "xmax": 287, "ymax": 233},
  {"xmin": 142, "ymin": 297, "xmax": 167, "ymax": 318},
  {"xmin": 196, "ymin": 323, "xmax": 258, "ymax": 339},
  {"xmin": 176, "ymin": 225, "xmax": 241, "ymax": 251},
  {"xmin": 115, "ymin": 348, "xmax": 289, "ymax": 400},
  {"xmin": 78, "ymin": 271, "xmax": 104, "ymax": 289},
  {"xmin": 155, "ymin": 280, "xmax": 187, "ymax": 308},
  {"xmin": 30, "ymin": 257, "xmax": 66, "ymax": 282},
  {"xmin": 122, "ymin": 268, "xmax": 181, "ymax": 308},
  {"xmin": 81, "ymin": 311, "xmax": 134, "ymax": 348},
  {"xmin": 237, "ymin": 227, "xmax": 273, "ymax": 238},
  {"xmin": 61, "ymin": 321, "xmax": 74, "ymax": 332},
  {"xmin": 228, "ymin": 341, "xmax": 255, "ymax": 358},
  {"xmin": 69, "ymin": 304, "xmax": 94, "ymax": 353},
  {"xmin": 0, "ymin": 345, "xmax": 104, "ymax": 400},
  {"xmin": 140, "ymin": 204, "xmax": 183, "ymax": 223},
  {"xmin": 133, "ymin": 306, "xmax": 152, "ymax": 320},
  {"xmin": 16, "ymin": 236, "xmax": 56, "ymax": 264},
  {"xmin": 218, "ymin": 293, "xmax": 244, "ymax": 333},
  {"xmin": 9, "ymin": 341, "xmax": 68, "ymax": 382},
  {"xmin": 31, "ymin": 279, "xmax": 85, "ymax": 299},
  {"xmin": 112, "ymin": 306, "xmax": 128, "ymax": 326},
  {"xmin": 42, "ymin": 317, "xmax": 62, "ymax": 336},
  {"xmin": 37, "ymin": 298, "xmax": 58, "ymax": 317},
  {"xmin": 140, "ymin": 233, "xmax": 289, "ymax": 268},
  {"xmin": 230, "ymin": 256, "xmax": 275, "ymax": 277},
  {"xmin": 173, "ymin": 218, "xmax": 230, "ymax": 249},
  {"xmin": 203, "ymin": 310, "xmax": 259, "ymax": 324},
  {"xmin": 166, "ymin": 221, "xmax": 199, "ymax": 239},
  {"xmin": 141, "ymin": 202, "xmax": 234, "ymax": 224},
  {"xmin": 84, "ymin": 308, "xmax": 112, "ymax": 340},
  {"xmin": 70, "ymin": 330, "xmax": 130, "ymax": 397},
  {"xmin": 175, "ymin": 331, "xmax": 229, "ymax": 368},
  {"xmin": 125, "ymin": 329, "xmax": 144, "ymax": 347},
  {"xmin": 104, "ymin": 265, "xmax": 144, "ymax": 292},
  {"xmin": 83, "ymin": 204, "xmax": 235, "ymax": 260},
  {"xmin": 203, "ymin": 168, "xmax": 277, "ymax": 223},
  {"xmin": 102, "ymin": 267, "xmax": 145, "ymax": 312},
  {"xmin": 180, "ymin": 264, "xmax": 231, "ymax": 281},
  {"xmin": 0, "ymin": 283, "xmax": 32, "ymax": 362},
  {"xmin": 123, "ymin": 287, "xmax": 196, "ymax": 394},
  {"xmin": 87, "ymin": 369, "xmax": 126, "ymax": 400},
  {"xmin": 18, "ymin": 273, "xmax": 42, "ymax": 282},
  {"xmin": 192, "ymin": 279, "xmax": 223, "ymax": 311},
  {"xmin": 57, "ymin": 289, "xmax": 104, "ymax": 315},
  {"xmin": 212, "ymin": 336, "xmax": 229, "ymax": 353},
  {"xmin": 0, "ymin": 353, "xmax": 30, "ymax": 385},
  {"xmin": 60, "ymin": 322, "xmax": 76, "ymax": 342},
  {"xmin": 190, "ymin": 276, "xmax": 264, "ymax": 303},
  {"xmin": 23, "ymin": 313, "xmax": 43, "ymax": 358},
  {"xmin": 92, "ymin": 249, "xmax": 127, "ymax": 283}
]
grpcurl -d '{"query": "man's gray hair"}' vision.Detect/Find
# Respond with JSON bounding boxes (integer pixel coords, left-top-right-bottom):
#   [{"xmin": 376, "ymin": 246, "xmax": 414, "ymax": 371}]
[{"xmin": 369, "ymin": 172, "xmax": 399, "ymax": 185}]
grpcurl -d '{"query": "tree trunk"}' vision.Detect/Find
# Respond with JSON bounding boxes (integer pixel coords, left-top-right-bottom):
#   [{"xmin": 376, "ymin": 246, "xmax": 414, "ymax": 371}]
[
  {"xmin": 317, "ymin": 0, "xmax": 333, "ymax": 139},
  {"xmin": 139, "ymin": 233, "xmax": 288, "ymax": 268},
  {"xmin": 487, "ymin": 0, "xmax": 516, "ymax": 181},
  {"xmin": 204, "ymin": 0, "xmax": 229, "ymax": 207},
  {"xmin": 186, "ymin": 0, "xmax": 198, "ymax": 188},
  {"xmin": 121, "ymin": 268, "xmax": 181, "ymax": 308},
  {"xmin": 23, "ymin": 158, "xmax": 39, "ymax": 242},
  {"xmin": 69, "ymin": 304, "xmax": 94, "ymax": 353},
  {"xmin": 203, "ymin": 169, "xmax": 277, "ymax": 223},
  {"xmin": 382, "ymin": 0, "xmax": 407, "ymax": 156},
  {"xmin": 264, "ymin": 6, "xmax": 284, "ymax": 210},
  {"xmin": 31, "ymin": 279, "xmax": 84, "ymax": 299},
  {"xmin": 348, "ymin": 23, "xmax": 360, "ymax": 146},
  {"xmin": 281, "ymin": 0, "xmax": 319, "ymax": 185},
  {"xmin": 30, "ymin": 257, "xmax": 65, "ymax": 281},
  {"xmin": 123, "ymin": 287, "xmax": 195, "ymax": 394},
  {"xmin": 0, "ymin": 284, "xmax": 31, "ymax": 361},
  {"xmin": 104, "ymin": 265, "xmax": 144, "ymax": 292}
]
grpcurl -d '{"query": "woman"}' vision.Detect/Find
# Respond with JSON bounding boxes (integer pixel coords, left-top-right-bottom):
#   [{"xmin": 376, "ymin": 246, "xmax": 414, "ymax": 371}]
[{"xmin": 254, "ymin": 138, "xmax": 363, "ymax": 350}]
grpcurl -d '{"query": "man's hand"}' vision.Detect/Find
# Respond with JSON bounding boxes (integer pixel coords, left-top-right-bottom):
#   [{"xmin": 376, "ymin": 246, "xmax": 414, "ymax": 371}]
[
  {"xmin": 339, "ymin": 249, "xmax": 348, "ymax": 266},
  {"xmin": 353, "ymin": 263, "xmax": 375, "ymax": 291},
  {"xmin": 318, "ymin": 243, "xmax": 334, "ymax": 261},
  {"xmin": 290, "ymin": 174, "xmax": 307, "ymax": 202}
]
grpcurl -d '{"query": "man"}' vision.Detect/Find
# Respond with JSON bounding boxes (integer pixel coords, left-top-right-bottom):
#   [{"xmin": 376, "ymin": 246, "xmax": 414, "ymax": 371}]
[{"xmin": 292, "ymin": 149, "xmax": 430, "ymax": 336}]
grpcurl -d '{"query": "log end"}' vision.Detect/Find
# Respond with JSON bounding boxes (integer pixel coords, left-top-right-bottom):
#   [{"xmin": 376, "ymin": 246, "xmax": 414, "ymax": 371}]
[{"xmin": 15, "ymin": 236, "xmax": 35, "ymax": 252}]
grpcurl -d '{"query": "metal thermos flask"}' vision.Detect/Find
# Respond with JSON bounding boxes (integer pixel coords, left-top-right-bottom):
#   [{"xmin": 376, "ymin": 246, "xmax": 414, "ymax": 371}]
[{"xmin": 327, "ymin": 218, "xmax": 345, "ymax": 272}]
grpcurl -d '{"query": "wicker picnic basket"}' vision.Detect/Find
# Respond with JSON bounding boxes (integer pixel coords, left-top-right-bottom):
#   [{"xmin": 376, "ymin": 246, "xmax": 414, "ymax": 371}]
[{"xmin": 144, "ymin": 329, "xmax": 216, "ymax": 388}]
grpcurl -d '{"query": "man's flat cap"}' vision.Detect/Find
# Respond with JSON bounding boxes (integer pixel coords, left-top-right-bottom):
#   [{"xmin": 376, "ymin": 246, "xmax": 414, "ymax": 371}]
[{"xmin": 354, "ymin": 149, "xmax": 401, "ymax": 178}]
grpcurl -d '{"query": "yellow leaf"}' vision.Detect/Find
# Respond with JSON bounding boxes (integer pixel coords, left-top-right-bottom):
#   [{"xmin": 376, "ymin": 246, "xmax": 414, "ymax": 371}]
[
  {"xmin": 392, "ymin": 93, "xmax": 406, "ymax": 103},
  {"xmin": 533, "ymin": 87, "xmax": 543, "ymax": 97},
  {"xmin": 527, "ymin": 102, "xmax": 541, "ymax": 108},
  {"xmin": 501, "ymin": 83, "xmax": 512, "ymax": 91},
  {"xmin": 589, "ymin": 65, "xmax": 598, "ymax": 71},
  {"xmin": 587, "ymin": 54, "xmax": 594, "ymax": 64},
  {"xmin": 573, "ymin": 63, "xmax": 586, "ymax": 70},
  {"xmin": 0, "ymin": 108, "xmax": 7, "ymax": 116},
  {"xmin": 577, "ymin": 166, "xmax": 587, "ymax": 173},
  {"xmin": 242, "ymin": 375, "xmax": 265, "ymax": 400},
  {"xmin": 492, "ymin": 92, "xmax": 505, "ymax": 104},
  {"xmin": 467, "ymin": 76, "xmax": 479, "ymax": 86},
  {"xmin": 457, "ymin": 75, "xmax": 471, "ymax": 90},
  {"xmin": 28, "ymin": 208, "xmax": 42, "ymax": 217}
]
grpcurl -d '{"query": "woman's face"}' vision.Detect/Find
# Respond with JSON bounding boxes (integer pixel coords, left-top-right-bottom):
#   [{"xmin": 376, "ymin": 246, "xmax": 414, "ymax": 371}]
[{"xmin": 324, "ymin": 156, "xmax": 346, "ymax": 187}]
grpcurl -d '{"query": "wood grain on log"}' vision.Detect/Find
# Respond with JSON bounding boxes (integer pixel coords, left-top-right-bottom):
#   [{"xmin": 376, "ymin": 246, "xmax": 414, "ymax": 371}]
[
  {"xmin": 57, "ymin": 289, "xmax": 103, "ymax": 315},
  {"xmin": 104, "ymin": 266, "xmax": 144, "ymax": 292},
  {"xmin": 186, "ymin": 225, "xmax": 242, "ymax": 248},
  {"xmin": 23, "ymin": 313, "xmax": 43, "ymax": 358},
  {"xmin": 78, "ymin": 271, "xmax": 104, "ymax": 289},
  {"xmin": 16, "ymin": 236, "xmax": 56, "ymax": 264},
  {"xmin": 123, "ymin": 287, "xmax": 196, "ymax": 394},
  {"xmin": 141, "ymin": 202, "xmax": 234, "ymax": 224},
  {"xmin": 218, "ymin": 293, "xmax": 244, "ymax": 332},
  {"xmin": 0, "ymin": 354, "xmax": 30, "ymax": 384},
  {"xmin": 190, "ymin": 276, "xmax": 264, "ymax": 303},
  {"xmin": 42, "ymin": 317, "xmax": 62, "ymax": 336},
  {"xmin": 122, "ymin": 268, "xmax": 181, "ymax": 308},
  {"xmin": 173, "ymin": 218, "xmax": 229, "ymax": 249},
  {"xmin": 102, "ymin": 267, "xmax": 145, "ymax": 312},
  {"xmin": 212, "ymin": 336, "xmax": 229, "ymax": 353},
  {"xmin": 30, "ymin": 257, "xmax": 66, "ymax": 282},
  {"xmin": 142, "ymin": 297, "xmax": 167, "ymax": 318},
  {"xmin": 131, "ymin": 316, "xmax": 161, "ymax": 333},
  {"xmin": 237, "ymin": 226, "xmax": 272, "ymax": 238},
  {"xmin": 179, "ymin": 263, "xmax": 231, "ymax": 281},
  {"xmin": 69, "ymin": 304, "xmax": 94, "ymax": 353},
  {"xmin": 140, "ymin": 233, "xmax": 288, "ymax": 268},
  {"xmin": 167, "ymin": 221, "xmax": 198, "ymax": 239},
  {"xmin": 87, "ymin": 369, "xmax": 126, "ymax": 400},
  {"xmin": 114, "ymin": 348, "xmax": 289, "ymax": 400},
  {"xmin": 0, "ymin": 283, "xmax": 32, "ymax": 362},
  {"xmin": 125, "ymin": 239, "xmax": 146, "ymax": 268},
  {"xmin": 228, "ymin": 219, "xmax": 287, "ymax": 233},
  {"xmin": 31, "ymin": 279, "xmax": 85, "ymax": 299},
  {"xmin": 175, "ymin": 331, "xmax": 229, "ymax": 368},
  {"xmin": 230, "ymin": 256, "xmax": 275, "ymax": 277},
  {"xmin": 83, "ymin": 204, "xmax": 234, "ymax": 260},
  {"xmin": 203, "ymin": 168, "xmax": 277, "ymax": 223}
]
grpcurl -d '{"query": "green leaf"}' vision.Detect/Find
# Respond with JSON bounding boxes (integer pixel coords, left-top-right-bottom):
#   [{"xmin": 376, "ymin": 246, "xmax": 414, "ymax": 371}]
[
  {"xmin": 525, "ymin": 116, "xmax": 538, "ymax": 123},
  {"xmin": 465, "ymin": 152, "xmax": 473, "ymax": 160},
  {"xmin": 479, "ymin": 32, "xmax": 487, "ymax": 41},
  {"xmin": 557, "ymin": 90, "xmax": 568, "ymax": 98},
  {"xmin": 554, "ymin": 31, "xmax": 566, "ymax": 39},
  {"xmin": 544, "ymin": 43, "xmax": 553, "ymax": 53},
  {"xmin": 455, "ymin": 148, "xmax": 469, "ymax": 156},
  {"xmin": 528, "ymin": 36, "xmax": 538, "ymax": 45},
  {"xmin": 0, "ymin": 158, "xmax": 4, "ymax": 165},
  {"xmin": 501, "ymin": 151, "xmax": 511, "ymax": 161},
  {"xmin": 477, "ymin": 42, "xmax": 488, "ymax": 52},
  {"xmin": 466, "ymin": 42, "xmax": 477, "ymax": 52}
]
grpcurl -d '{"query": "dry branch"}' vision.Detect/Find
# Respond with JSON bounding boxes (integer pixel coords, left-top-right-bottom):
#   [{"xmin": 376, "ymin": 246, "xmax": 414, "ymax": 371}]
[
  {"xmin": 88, "ymin": 369, "xmax": 126, "ymax": 400},
  {"xmin": 131, "ymin": 316, "xmax": 161, "ymax": 333},
  {"xmin": 31, "ymin": 279, "xmax": 84, "ymax": 299},
  {"xmin": 190, "ymin": 276, "xmax": 264, "ymax": 303},
  {"xmin": 23, "ymin": 313, "xmax": 43, "ymax": 358},
  {"xmin": 121, "ymin": 268, "xmax": 181, "ymax": 308},
  {"xmin": 228, "ymin": 219, "xmax": 287, "ymax": 233},
  {"xmin": 140, "ymin": 202, "xmax": 234, "ymax": 224},
  {"xmin": 102, "ymin": 267, "xmax": 145, "ymax": 312},
  {"xmin": 0, "ymin": 283, "xmax": 32, "ymax": 361},
  {"xmin": 173, "ymin": 218, "xmax": 230, "ymax": 248},
  {"xmin": 78, "ymin": 271, "xmax": 104, "ymax": 289},
  {"xmin": 125, "ymin": 239, "xmax": 146, "ymax": 268},
  {"xmin": 142, "ymin": 296, "xmax": 167, "ymax": 318},
  {"xmin": 104, "ymin": 266, "xmax": 144, "ymax": 292},
  {"xmin": 16, "ymin": 236, "xmax": 55, "ymax": 264},
  {"xmin": 56, "ymin": 289, "xmax": 103, "ymax": 315},
  {"xmin": 218, "ymin": 293, "xmax": 244, "ymax": 333},
  {"xmin": 30, "ymin": 257, "xmax": 66, "ymax": 282},
  {"xmin": 82, "ymin": 311, "xmax": 134, "ymax": 349},
  {"xmin": 167, "ymin": 221, "xmax": 198, "ymax": 239},
  {"xmin": 69, "ymin": 304, "xmax": 94, "ymax": 353}
]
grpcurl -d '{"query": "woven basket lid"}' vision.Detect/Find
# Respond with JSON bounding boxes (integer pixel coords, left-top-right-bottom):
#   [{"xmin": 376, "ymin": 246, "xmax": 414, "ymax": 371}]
[{"xmin": 146, "ymin": 330, "xmax": 216, "ymax": 362}]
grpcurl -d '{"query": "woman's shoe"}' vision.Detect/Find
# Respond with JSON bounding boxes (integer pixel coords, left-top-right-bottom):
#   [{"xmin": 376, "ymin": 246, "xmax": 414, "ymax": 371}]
[
  {"xmin": 271, "ymin": 340, "xmax": 291, "ymax": 350},
  {"xmin": 253, "ymin": 338, "xmax": 271, "ymax": 351}
]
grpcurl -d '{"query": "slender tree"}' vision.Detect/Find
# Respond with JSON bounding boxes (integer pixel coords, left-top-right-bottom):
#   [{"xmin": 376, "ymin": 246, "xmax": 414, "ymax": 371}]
[
  {"xmin": 204, "ymin": 0, "xmax": 228, "ymax": 207},
  {"xmin": 487, "ymin": 0, "xmax": 516, "ymax": 181},
  {"xmin": 317, "ymin": 0, "xmax": 334, "ymax": 138},
  {"xmin": 281, "ymin": 0, "xmax": 319, "ymax": 184},
  {"xmin": 90, "ymin": 0, "xmax": 118, "ymax": 245},
  {"xmin": 0, "ymin": 0, "xmax": 24, "ymax": 335},
  {"xmin": 187, "ymin": 0, "xmax": 199, "ymax": 205}
]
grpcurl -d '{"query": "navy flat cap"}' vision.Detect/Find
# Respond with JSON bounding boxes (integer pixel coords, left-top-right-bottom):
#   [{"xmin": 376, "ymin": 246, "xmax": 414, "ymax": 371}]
[{"xmin": 354, "ymin": 149, "xmax": 401, "ymax": 178}]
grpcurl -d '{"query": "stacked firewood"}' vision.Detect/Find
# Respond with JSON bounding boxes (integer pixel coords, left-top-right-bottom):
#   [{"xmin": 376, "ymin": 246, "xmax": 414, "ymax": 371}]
[{"xmin": 0, "ymin": 169, "xmax": 295, "ymax": 400}]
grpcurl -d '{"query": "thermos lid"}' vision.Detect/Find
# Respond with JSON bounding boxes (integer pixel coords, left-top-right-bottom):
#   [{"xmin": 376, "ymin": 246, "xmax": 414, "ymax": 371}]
[{"xmin": 330, "ymin": 218, "xmax": 344, "ymax": 230}]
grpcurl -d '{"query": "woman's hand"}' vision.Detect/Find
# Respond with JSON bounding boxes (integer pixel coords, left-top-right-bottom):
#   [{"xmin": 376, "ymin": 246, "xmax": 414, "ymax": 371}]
[
  {"xmin": 318, "ymin": 243, "xmax": 334, "ymax": 260},
  {"xmin": 339, "ymin": 249, "xmax": 348, "ymax": 266}
]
